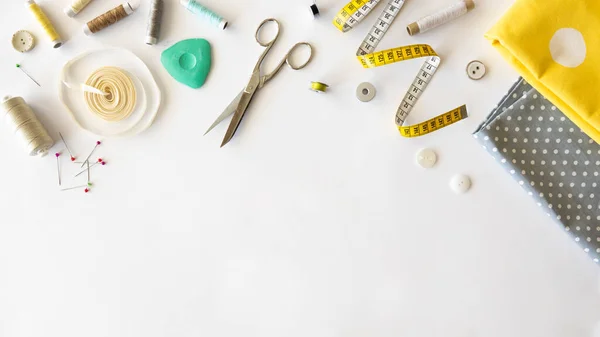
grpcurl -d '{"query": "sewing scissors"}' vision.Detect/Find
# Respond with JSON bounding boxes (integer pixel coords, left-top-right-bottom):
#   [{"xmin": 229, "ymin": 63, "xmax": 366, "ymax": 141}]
[{"xmin": 204, "ymin": 18, "xmax": 314, "ymax": 147}]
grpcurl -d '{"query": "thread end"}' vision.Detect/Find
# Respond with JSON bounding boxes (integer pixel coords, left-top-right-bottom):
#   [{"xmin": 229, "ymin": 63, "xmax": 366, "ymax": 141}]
[
  {"xmin": 83, "ymin": 24, "xmax": 92, "ymax": 36},
  {"xmin": 145, "ymin": 36, "xmax": 158, "ymax": 45},
  {"xmin": 407, "ymin": 22, "xmax": 419, "ymax": 36},
  {"xmin": 220, "ymin": 20, "xmax": 228, "ymax": 30},
  {"xmin": 464, "ymin": 0, "xmax": 475, "ymax": 10},
  {"xmin": 64, "ymin": 6, "xmax": 77, "ymax": 17}
]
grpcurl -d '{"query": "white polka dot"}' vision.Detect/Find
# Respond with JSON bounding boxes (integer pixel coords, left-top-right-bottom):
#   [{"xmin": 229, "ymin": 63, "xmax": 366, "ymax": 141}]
[{"xmin": 550, "ymin": 28, "xmax": 587, "ymax": 67}]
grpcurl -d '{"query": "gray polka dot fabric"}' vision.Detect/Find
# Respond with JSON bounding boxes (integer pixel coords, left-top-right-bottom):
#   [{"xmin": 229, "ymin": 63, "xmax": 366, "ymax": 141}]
[{"xmin": 474, "ymin": 78, "xmax": 600, "ymax": 263}]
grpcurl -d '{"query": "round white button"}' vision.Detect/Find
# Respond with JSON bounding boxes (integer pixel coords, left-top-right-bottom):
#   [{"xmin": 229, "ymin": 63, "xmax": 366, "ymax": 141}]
[
  {"xmin": 356, "ymin": 82, "xmax": 376, "ymax": 102},
  {"xmin": 450, "ymin": 174, "xmax": 471, "ymax": 194},
  {"xmin": 416, "ymin": 148, "xmax": 437, "ymax": 168},
  {"xmin": 466, "ymin": 60, "xmax": 486, "ymax": 80},
  {"xmin": 11, "ymin": 30, "xmax": 35, "ymax": 53}
]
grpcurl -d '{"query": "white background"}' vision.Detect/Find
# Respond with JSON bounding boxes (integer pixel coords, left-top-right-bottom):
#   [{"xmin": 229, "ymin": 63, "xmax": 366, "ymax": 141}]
[{"xmin": 1, "ymin": 0, "xmax": 600, "ymax": 337}]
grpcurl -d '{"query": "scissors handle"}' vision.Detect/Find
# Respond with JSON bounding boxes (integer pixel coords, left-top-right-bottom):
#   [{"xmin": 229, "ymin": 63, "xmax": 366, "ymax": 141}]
[
  {"xmin": 285, "ymin": 42, "xmax": 313, "ymax": 70},
  {"xmin": 261, "ymin": 42, "xmax": 314, "ymax": 85},
  {"xmin": 255, "ymin": 18, "xmax": 281, "ymax": 47}
]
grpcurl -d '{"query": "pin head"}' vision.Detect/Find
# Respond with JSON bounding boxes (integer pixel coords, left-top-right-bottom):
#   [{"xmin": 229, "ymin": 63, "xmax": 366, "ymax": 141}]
[
  {"xmin": 101, "ymin": 161, "xmax": 106, "ymax": 165},
  {"xmin": 84, "ymin": 188, "xmax": 90, "ymax": 193},
  {"xmin": 97, "ymin": 158, "xmax": 103, "ymax": 162},
  {"xmin": 96, "ymin": 141, "xmax": 101, "ymax": 145},
  {"xmin": 55, "ymin": 152, "xmax": 60, "ymax": 157},
  {"xmin": 70, "ymin": 156, "xmax": 76, "ymax": 161},
  {"xmin": 87, "ymin": 182, "xmax": 93, "ymax": 186},
  {"xmin": 16, "ymin": 64, "xmax": 21, "ymax": 68}
]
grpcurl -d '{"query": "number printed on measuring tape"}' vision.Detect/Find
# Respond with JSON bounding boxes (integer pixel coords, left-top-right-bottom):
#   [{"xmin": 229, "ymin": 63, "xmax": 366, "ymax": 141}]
[{"xmin": 333, "ymin": 0, "xmax": 468, "ymax": 137}]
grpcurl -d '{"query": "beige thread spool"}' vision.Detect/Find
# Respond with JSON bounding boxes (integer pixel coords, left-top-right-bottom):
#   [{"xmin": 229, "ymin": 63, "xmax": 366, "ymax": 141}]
[
  {"xmin": 2, "ymin": 96, "xmax": 54, "ymax": 157},
  {"xmin": 407, "ymin": 0, "xmax": 475, "ymax": 36},
  {"xmin": 83, "ymin": 2, "xmax": 139, "ymax": 35},
  {"xmin": 64, "ymin": 0, "xmax": 94, "ymax": 17}
]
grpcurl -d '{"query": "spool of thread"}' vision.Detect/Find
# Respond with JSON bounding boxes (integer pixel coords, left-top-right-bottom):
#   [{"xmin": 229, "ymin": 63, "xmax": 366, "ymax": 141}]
[
  {"xmin": 310, "ymin": 81, "xmax": 329, "ymax": 93},
  {"xmin": 145, "ymin": 0, "xmax": 164, "ymax": 45},
  {"xmin": 83, "ymin": 2, "xmax": 139, "ymax": 35},
  {"xmin": 25, "ymin": 0, "xmax": 63, "ymax": 48},
  {"xmin": 309, "ymin": 3, "xmax": 320, "ymax": 19},
  {"xmin": 64, "ymin": 0, "xmax": 94, "ymax": 17},
  {"xmin": 2, "ymin": 96, "xmax": 54, "ymax": 157},
  {"xmin": 180, "ymin": 0, "xmax": 228, "ymax": 30},
  {"xmin": 407, "ymin": 0, "xmax": 475, "ymax": 36}
]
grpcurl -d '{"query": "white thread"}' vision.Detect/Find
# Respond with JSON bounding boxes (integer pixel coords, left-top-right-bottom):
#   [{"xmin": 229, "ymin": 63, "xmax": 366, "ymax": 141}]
[
  {"xmin": 65, "ymin": 0, "xmax": 93, "ymax": 17},
  {"xmin": 407, "ymin": 0, "xmax": 474, "ymax": 36},
  {"xmin": 2, "ymin": 96, "xmax": 54, "ymax": 157}
]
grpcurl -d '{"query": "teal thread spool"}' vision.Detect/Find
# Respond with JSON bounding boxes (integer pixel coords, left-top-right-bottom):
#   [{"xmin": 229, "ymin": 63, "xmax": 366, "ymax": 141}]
[{"xmin": 180, "ymin": 0, "xmax": 228, "ymax": 30}]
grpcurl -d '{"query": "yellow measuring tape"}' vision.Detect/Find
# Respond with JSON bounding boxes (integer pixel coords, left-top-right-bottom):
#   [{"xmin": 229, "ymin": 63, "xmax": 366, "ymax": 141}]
[{"xmin": 333, "ymin": 0, "xmax": 468, "ymax": 137}]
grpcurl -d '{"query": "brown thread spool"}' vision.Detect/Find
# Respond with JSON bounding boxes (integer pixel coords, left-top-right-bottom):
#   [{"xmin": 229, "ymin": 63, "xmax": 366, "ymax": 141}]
[{"xmin": 83, "ymin": 2, "xmax": 138, "ymax": 35}]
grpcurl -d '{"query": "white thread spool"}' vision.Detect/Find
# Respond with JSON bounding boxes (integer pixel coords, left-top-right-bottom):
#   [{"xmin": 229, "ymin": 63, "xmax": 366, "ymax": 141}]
[
  {"xmin": 2, "ymin": 96, "xmax": 54, "ymax": 157},
  {"xmin": 407, "ymin": 0, "xmax": 475, "ymax": 36},
  {"xmin": 64, "ymin": 0, "xmax": 94, "ymax": 17}
]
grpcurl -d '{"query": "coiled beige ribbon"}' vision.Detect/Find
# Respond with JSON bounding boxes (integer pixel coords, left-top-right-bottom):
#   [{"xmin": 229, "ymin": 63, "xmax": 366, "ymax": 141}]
[{"xmin": 84, "ymin": 66, "xmax": 137, "ymax": 122}]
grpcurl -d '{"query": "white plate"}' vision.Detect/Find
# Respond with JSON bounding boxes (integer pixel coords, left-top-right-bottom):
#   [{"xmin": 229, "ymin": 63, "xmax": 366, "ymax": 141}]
[{"xmin": 59, "ymin": 48, "xmax": 161, "ymax": 137}]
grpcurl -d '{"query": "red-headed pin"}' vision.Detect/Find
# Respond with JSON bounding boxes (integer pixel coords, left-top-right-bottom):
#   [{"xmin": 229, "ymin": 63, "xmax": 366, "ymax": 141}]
[
  {"xmin": 55, "ymin": 152, "xmax": 61, "ymax": 186},
  {"xmin": 58, "ymin": 132, "xmax": 76, "ymax": 161},
  {"xmin": 61, "ymin": 185, "xmax": 87, "ymax": 192},
  {"xmin": 74, "ymin": 158, "xmax": 105, "ymax": 177},
  {"xmin": 80, "ymin": 140, "xmax": 101, "ymax": 168}
]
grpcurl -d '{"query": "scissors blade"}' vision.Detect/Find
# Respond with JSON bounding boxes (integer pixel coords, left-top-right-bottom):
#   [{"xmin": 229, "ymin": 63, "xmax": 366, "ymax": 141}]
[
  {"xmin": 204, "ymin": 90, "xmax": 244, "ymax": 136},
  {"xmin": 220, "ymin": 90, "xmax": 255, "ymax": 147}
]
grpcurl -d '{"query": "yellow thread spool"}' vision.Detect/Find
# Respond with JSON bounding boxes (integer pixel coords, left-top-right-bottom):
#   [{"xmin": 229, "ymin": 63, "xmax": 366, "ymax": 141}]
[
  {"xmin": 25, "ymin": 0, "xmax": 62, "ymax": 48},
  {"xmin": 310, "ymin": 81, "xmax": 329, "ymax": 93}
]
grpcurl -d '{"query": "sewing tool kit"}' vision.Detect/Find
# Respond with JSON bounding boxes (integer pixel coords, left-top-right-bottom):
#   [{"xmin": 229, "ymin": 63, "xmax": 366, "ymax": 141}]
[{"xmin": 8, "ymin": 0, "xmax": 600, "ymax": 270}]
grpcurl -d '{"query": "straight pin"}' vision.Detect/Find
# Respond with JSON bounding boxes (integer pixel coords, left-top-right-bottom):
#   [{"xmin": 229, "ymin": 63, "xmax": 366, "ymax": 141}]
[
  {"xmin": 58, "ymin": 132, "xmax": 76, "ymax": 161},
  {"xmin": 16, "ymin": 63, "xmax": 41, "ymax": 87},
  {"xmin": 75, "ymin": 158, "xmax": 105, "ymax": 177},
  {"xmin": 87, "ymin": 160, "xmax": 90, "ymax": 185},
  {"xmin": 80, "ymin": 140, "xmax": 101, "ymax": 168},
  {"xmin": 60, "ymin": 185, "xmax": 88, "ymax": 192},
  {"xmin": 55, "ymin": 152, "xmax": 61, "ymax": 186}
]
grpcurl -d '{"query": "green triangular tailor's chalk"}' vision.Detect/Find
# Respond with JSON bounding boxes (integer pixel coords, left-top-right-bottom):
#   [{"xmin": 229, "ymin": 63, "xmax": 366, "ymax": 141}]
[{"xmin": 161, "ymin": 38, "xmax": 212, "ymax": 89}]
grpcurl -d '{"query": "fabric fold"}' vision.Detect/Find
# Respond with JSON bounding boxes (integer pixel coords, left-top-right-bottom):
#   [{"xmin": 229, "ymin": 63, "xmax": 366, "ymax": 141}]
[
  {"xmin": 485, "ymin": 0, "xmax": 600, "ymax": 143},
  {"xmin": 474, "ymin": 78, "xmax": 600, "ymax": 264}
]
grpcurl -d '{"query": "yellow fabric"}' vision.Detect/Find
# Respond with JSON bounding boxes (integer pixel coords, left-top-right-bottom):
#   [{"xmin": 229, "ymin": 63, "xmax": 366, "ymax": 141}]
[{"xmin": 485, "ymin": 0, "xmax": 600, "ymax": 143}]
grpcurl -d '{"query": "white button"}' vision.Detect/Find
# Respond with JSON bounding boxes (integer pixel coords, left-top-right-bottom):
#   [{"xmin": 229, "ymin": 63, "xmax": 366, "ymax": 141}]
[
  {"xmin": 356, "ymin": 82, "xmax": 376, "ymax": 102},
  {"xmin": 416, "ymin": 148, "xmax": 437, "ymax": 168},
  {"xmin": 466, "ymin": 60, "xmax": 486, "ymax": 80},
  {"xmin": 11, "ymin": 30, "xmax": 35, "ymax": 53},
  {"xmin": 450, "ymin": 174, "xmax": 472, "ymax": 194}
]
